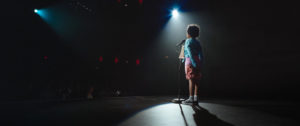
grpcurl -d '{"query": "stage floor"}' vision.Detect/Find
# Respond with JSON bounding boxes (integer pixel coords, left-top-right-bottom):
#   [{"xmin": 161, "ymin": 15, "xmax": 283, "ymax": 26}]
[{"xmin": 1, "ymin": 96, "xmax": 299, "ymax": 126}]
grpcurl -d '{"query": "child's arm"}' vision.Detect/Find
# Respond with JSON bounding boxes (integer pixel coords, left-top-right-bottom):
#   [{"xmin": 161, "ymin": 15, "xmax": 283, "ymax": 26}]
[{"xmin": 186, "ymin": 40, "xmax": 197, "ymax": 68}]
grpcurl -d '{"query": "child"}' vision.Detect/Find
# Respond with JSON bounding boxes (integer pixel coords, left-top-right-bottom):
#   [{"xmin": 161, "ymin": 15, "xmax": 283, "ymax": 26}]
[{"xmin": 182, "ymin": 24, "xmax": 203, "ymax": 104}]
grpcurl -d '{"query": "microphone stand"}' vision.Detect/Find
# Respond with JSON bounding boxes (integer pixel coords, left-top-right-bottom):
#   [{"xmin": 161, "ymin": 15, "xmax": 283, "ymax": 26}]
[
  {"xmin": 171, "ymin": 58, "xmax": 185, "ymax": 103},
  {"xmin": 172, "ymin": 42, "xmax": 185, "ymax": 103}
]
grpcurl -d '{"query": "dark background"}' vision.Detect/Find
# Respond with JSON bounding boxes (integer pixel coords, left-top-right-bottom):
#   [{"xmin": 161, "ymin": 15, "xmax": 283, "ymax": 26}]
[{"xmin": 1, "ymin": 0, "xmax": 299, "ymax": 100}]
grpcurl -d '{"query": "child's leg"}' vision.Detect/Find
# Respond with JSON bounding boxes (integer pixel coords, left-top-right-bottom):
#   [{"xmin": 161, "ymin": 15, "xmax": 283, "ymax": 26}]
[
  {"xmin": 194, "ymin": 81, "xmax": 198, "ymax": 96},
  {"xmin": 193, "ymin": 80, "xmax": 199, "ymax": 102},
  {"xmin": 189, "ymin": 80, "xmax": 195, "ymax": 96}
]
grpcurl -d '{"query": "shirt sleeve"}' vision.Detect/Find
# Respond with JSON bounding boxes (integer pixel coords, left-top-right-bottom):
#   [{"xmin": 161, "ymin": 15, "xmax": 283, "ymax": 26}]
[{"xmin": 186, "ymin": 40, "xmax": 197, "ymax": 68}]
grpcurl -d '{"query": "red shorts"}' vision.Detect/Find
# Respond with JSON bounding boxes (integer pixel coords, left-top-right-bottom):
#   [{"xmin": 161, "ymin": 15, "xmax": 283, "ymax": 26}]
[{"xmin": 185, "ymin": 57, "xmax": 202, "ymax": 81}]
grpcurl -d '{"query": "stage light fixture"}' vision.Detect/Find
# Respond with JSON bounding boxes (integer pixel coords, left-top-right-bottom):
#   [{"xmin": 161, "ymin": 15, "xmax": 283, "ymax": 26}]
[
  {"xmin": 172, "ymin": 9, "xmax": 179, "ymax": 18},
  {"xmin": 34, "ymin": 9, "xmax": 38, "ymax": 13}
]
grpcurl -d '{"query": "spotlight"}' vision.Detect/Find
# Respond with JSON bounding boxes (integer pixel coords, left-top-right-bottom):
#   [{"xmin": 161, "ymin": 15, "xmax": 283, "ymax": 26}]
[
  {"xmin": 172, "ymin": 9, "xmax": 179, "ymax": 17},
  {"xmin": 34, "ymin": 9, "xmax": 38, "ymax": 13}
]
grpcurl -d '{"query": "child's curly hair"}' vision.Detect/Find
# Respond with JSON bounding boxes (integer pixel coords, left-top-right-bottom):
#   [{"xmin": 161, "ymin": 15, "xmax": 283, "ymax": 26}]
[{"xmin": 187, "ymin": 24, "xmax": 200, "ymax": 38}]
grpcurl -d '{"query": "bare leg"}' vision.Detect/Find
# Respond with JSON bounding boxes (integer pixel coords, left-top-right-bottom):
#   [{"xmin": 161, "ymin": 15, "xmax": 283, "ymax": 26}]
[
  {"xmin": 194, "ymin": 81, "xmax": 198, "ymax": 96},
  {"xmin": 183, "ymin": 79, "xmax": 194, "ymax": 104},
  {"xmin": 188, "ymin": 80, "xmax": 193, "ymax": 96}
]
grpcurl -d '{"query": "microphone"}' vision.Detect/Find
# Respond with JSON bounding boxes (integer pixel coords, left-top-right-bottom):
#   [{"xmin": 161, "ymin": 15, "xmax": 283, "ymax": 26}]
[{"xmin": 176, "ymin": 39, "xmax": 186, "ymax": 46}]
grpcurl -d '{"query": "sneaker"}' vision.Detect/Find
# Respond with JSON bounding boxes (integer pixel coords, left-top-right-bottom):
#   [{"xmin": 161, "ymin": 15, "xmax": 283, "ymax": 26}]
[
  {"xmin": 194, "ymin": 97, "xmax": 198, "ymax": 103},
  {"xmin": 193, "ymin": 100, "xmax": 198, "ymax": 104},
  {"xmin": 182, "ymin": 98, "xmax": 194, "ymax": 105}
]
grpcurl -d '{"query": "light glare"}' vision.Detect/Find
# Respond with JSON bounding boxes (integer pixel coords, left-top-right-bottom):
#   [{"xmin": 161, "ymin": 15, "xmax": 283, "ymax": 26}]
[{"xmin": 172, "ymin": 9, "xmax": 179, "ymax": 17}]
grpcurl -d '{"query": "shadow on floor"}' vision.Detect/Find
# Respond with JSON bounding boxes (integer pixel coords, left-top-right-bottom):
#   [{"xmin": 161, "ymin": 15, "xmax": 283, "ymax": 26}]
[{"xmin": 190, "ymin": 104, "xmax": 234, "ymax": 126}]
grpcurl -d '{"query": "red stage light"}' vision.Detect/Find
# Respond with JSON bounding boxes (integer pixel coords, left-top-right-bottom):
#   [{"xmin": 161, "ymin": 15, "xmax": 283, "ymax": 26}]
[
  {"xmin": 138, "ymin": 0, "xmax": 143, "ymax": 5},
  {"xmin": 99, "ymin": 56, "xmax": 103, "ymax": 62},
  {"xmin": 114, "ymin": 57, "xmax": 119, "ymax": 64},
  {"xmin": 44, "ymin": 56, "xmax": 48, "ymax": 60},
  {"xmin": 136, "ymin": 59, "xmax": 140, "ymax": 65}
]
